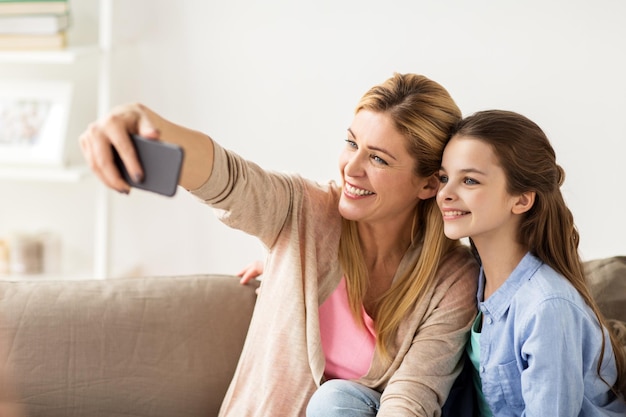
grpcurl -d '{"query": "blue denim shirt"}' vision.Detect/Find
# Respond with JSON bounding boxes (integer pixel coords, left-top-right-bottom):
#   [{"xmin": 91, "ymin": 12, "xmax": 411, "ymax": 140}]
[{"xmin": 476, "ymin": 252, "xmax": 626, "ymax": 416}]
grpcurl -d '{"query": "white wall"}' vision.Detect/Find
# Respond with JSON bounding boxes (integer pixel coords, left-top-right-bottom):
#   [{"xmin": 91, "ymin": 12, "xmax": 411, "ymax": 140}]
[{"xmin": 96, "ymin": 0, "xmax": 625, "ymax": 277}]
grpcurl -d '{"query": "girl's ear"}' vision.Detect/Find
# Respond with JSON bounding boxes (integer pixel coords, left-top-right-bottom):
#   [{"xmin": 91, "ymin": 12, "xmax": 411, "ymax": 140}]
[
  {"xmin": 416, "ymin": 174, "xmax": 439, "ymax": 200},
  {"xmin": 512, "ymin": 191, "xmax": 536, "ymax": 214}
]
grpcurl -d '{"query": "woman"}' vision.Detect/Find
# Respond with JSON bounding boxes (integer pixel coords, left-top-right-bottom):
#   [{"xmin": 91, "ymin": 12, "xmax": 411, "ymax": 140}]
[
  {"xmin": 80, "ymin": 73, "xmax": 479, "ymax": 417},
  {"xmin": 437, "ymin": 109, "xmax": 626, "ymax": 416}
]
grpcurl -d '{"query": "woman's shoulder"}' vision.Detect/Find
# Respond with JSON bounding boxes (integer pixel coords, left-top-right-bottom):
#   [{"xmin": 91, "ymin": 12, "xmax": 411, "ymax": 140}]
[
  {"xmin": 300, "ymin": 178, "xmax": 342, "ymax": 212},
  {"xmin": 301, "ymin": 177, "xmax": 341, "ymax": 196},
  {"xmin": 434, "ymin": 244, "xmax": 480, "ymax": 293},
  {"xmin": 440, "ymin": 244, "xmax": 480, "ymax": 275}
]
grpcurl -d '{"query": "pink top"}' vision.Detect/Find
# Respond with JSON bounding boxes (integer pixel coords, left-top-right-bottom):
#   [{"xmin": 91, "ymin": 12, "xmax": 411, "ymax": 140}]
[{"xmin": 319, "ymin": 276, "xmax": 376, "ymax": 380}]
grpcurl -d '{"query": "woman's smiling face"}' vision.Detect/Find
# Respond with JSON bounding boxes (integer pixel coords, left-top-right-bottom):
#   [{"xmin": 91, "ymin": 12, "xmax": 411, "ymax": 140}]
[{"xmin": 338, "ymin": 109, "xmax": 435, "ymax": 228}]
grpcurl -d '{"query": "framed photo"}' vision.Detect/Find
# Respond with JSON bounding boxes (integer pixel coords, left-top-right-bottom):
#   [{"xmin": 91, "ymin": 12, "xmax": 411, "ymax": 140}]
[{"xmin": 0, "ymin": 80, "xmax": 72, "ymax": 166}]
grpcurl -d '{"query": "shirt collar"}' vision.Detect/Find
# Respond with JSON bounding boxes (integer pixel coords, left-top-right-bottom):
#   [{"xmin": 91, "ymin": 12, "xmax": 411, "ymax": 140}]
[{"xmin": 477, "ymin": 252, "xmax": 543, "ymax": 320}]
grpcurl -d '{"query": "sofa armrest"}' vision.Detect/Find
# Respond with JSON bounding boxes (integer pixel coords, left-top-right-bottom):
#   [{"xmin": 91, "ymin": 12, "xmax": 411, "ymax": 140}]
[{"xmin": 0, "ymin": 274, "xmax": 258, "ymax": 417}]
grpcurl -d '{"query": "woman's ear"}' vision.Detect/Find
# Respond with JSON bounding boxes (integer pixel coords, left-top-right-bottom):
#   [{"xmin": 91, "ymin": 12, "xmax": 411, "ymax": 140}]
[
  {"xmin": 416, "ymin": 174, "xmax": 440, "ymax": 200},
  {"xmin": 512, "ymin": 191, "xmax": 536, "ymax": 214}
]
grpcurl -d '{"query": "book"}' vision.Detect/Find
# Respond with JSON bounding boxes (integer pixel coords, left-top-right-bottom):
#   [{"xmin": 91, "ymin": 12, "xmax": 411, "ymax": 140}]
[
  {"xmin": 0, "ymin": 12, "xmax": 69, "ymax": 34},
  {"xmin": 0, "ymin": 1, "xmax": 68, "ymax": 15},
  {"xmin": 0, "ymin": 31, "xmax": 65, "ymax": 50}
]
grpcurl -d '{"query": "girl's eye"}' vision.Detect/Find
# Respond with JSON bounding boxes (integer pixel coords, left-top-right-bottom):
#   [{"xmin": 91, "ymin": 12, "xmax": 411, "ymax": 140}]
[
  {"xmin": 463, "ymin": 177, "xmax": 479, "ymax": 185},
  {"xmin": 438, "ymin": 174, "xmax": 449, "ymax": 183},
  {"xmin": 371, "ymin": 154, "xmax": 388, "ymax": 166}
]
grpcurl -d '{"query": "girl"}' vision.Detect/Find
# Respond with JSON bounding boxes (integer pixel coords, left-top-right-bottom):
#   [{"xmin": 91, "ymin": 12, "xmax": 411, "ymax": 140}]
[
  {"xmin": 80, "ymin": 73, "xmax": 479, "ymax": 417},
  {"xmin": 437, "ymin": 109, "xmax": 626, "ymax": 416}
]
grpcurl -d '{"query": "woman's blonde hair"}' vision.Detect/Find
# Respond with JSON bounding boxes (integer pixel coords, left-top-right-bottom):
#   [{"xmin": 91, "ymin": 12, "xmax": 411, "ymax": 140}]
[
  {"xmin": 338, "ymin": 73, "xmax": 462, "ymax": 361},
  {"xmin": 453, "ymin": 109, "xmax": 626, "ymax": 398}
]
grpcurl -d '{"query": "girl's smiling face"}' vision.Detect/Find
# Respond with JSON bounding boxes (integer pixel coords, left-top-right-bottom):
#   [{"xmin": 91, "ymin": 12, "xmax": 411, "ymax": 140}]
[
  {"xmin": 437, "ymin": 135, "xmax": 524, "ymax": 246},
  {"xmin": 338, "ymin": 109, "xmax": 436, "ymax": 228}
]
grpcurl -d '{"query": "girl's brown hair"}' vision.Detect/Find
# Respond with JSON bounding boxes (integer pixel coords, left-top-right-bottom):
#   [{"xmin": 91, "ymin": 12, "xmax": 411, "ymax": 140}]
[
  {"xmin": 338, "ymin": 73, "xmax": 462, "ymax": 360},
  {"xmin": 452, "ymin": 109, "xmax": 626, "ymax": 398}
]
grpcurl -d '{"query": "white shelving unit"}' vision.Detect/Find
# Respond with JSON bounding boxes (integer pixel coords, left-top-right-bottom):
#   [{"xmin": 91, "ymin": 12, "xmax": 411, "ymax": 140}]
[
  {"xmin": 93, "ymin": 0, "xmax": 113, "ymax": 279},
  {"xmin": 0, "ymin": 46, "xmax": 96, "ymax": 64},
  {"xmin": 0, "ymin": 0, "xmax": 112, "ymax": 279}
]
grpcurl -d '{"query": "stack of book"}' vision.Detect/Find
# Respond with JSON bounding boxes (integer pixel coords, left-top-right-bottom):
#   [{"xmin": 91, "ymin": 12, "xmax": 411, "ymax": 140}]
[{"xmin": 0, "ymin": 0, "xmax": 70, "ymax": 50}]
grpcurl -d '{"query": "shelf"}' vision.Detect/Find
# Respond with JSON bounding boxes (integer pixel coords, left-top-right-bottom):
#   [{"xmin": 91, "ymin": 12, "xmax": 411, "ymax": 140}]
[
  {"xmin": 0, "ymin": 165, "xmax": 91, "ymax": 182},
  {"xmin": 0, "ymin": 45, "xmax": 98, "ymax": 64},
  {"xmin": 0, "ymin": 0, "xmax": 113, "ymax": 279}
]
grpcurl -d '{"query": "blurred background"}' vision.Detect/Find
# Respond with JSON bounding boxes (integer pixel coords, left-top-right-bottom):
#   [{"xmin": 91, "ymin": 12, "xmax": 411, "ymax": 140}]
[{"xmin": 1, "ymin": 0, "xmax": 624, "ymax": 279}]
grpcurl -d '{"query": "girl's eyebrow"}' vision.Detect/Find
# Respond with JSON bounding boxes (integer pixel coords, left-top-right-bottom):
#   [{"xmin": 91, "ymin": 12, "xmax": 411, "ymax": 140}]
[
  {"xmin": 460, "ymin": 168, "xmax": 487, "ymax": 176},
  {"xmin": 439, "ymin": 164, "xmax": 487, "ymax": 176},
  {"xmin": 346, "ymin": 128, "xmax": 398, "ymax": 161}
]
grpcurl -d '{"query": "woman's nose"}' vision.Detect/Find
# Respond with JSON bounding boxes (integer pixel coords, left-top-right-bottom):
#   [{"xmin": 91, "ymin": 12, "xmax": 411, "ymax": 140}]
[{"xmin": 344, "ymin": 152, "xmax": 365, "ymax": 177}]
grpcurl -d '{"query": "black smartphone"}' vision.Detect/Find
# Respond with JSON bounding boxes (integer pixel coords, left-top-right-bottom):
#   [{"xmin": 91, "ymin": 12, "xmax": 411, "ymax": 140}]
[{"xmin": 113, "ymin": 135, "xmax": 184, "ymax": 197}]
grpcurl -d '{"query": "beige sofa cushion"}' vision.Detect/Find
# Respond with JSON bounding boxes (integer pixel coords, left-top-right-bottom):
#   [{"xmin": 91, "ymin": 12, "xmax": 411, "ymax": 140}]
[{"xmin": 0, "ymin": 274, "xmax": 258, "ymax": 417}]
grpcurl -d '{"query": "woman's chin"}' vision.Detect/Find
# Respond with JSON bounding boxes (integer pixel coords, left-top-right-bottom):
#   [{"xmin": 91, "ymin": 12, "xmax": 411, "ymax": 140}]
[{"xmin": 338, "ymin": 201, "xmax": 361, "ymax": 222}]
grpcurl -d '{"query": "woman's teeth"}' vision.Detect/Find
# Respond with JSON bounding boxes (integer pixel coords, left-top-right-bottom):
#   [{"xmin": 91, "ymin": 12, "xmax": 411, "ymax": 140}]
[{"xmin": 345, "ymin": 184, "xmax": 374, "ymax": 196}]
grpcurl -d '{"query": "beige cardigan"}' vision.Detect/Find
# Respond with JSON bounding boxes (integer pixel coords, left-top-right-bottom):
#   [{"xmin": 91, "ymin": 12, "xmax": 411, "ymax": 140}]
[{"xmin": 192, "ymin": 143, "xmax": 479, "ymax": 417}]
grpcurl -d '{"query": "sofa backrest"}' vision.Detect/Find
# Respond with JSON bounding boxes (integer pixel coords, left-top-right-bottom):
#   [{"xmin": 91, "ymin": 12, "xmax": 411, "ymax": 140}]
[
  {"xmin": 0, "ymin": 257, "xmax": 622, "ymax": 416},
  {"xmin": 584, "ymin": 256, "xmax": 626, "ymax": 324},
  {"xmin": 0, "ymin": 274, "xmax": 258, "ymax": 417}
]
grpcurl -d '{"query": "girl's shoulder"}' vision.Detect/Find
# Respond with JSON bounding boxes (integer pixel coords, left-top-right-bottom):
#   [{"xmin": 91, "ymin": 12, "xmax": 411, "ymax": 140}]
[
  {"xmin": 513, "ymin": 263, "xmax": 594, "ymax": 324},
  {"xmin": 526, "ymin": 263, "xmax": 582, "ymax": 303}
]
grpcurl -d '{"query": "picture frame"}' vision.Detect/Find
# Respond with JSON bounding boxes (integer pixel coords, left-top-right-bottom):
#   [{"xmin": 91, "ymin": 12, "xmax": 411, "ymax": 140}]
[{"xmin": 0, "ymin": 80, "xmax": 72, "ymax": 166}]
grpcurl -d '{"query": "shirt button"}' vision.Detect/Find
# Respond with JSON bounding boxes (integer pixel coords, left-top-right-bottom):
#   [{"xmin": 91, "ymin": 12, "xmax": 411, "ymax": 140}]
[
  {"xmin": 486, "ymin": 316, "xmax": 493, "ymax": 325},
  {"xmin": 480, "ymin": 366, "xmax": 485, "ymax": 373}
]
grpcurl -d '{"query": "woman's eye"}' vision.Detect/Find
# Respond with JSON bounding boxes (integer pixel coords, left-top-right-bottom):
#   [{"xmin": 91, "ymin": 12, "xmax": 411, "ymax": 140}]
[
  {"xmin": 371, "ymin": 154, "xmax": 388, "ymax": 166},
  {"xmin": 345, "ymin": 139, "xmax": 357, "ymax": 149}
]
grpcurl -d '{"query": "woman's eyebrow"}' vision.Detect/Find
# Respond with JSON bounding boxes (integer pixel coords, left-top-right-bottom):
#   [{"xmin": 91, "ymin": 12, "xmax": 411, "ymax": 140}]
[{"xmin": 369, "ymin": 145, "xmax": 397, "ymax": 161}]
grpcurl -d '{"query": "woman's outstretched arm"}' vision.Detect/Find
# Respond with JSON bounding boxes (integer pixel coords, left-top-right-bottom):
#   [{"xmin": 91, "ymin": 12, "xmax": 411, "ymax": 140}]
[{"xmin": 79, "ymin": 103, "xmax": 214, "ymax": 193}]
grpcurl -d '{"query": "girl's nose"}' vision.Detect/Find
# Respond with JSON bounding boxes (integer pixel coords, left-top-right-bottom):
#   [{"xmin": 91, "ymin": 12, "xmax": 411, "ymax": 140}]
[{"xmin": 437, "ymin": 183, "xmax": 456, "ymax": 202}]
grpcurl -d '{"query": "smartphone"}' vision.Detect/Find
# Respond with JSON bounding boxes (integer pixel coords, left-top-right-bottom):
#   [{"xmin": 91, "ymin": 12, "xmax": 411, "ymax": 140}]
[{"xmin": 113, "ymin": 135, "xmax": 184, "ymax": 197}]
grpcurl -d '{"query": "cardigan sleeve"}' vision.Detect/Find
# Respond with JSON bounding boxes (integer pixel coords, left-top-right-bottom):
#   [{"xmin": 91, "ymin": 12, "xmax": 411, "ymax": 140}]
[
  {"xmin": 376, "ymin": 247, "xmax": 479, "ymax": 417},
  {"xmin": 189, "ymin": 142, "xmax": 299, "ymax": 249}
]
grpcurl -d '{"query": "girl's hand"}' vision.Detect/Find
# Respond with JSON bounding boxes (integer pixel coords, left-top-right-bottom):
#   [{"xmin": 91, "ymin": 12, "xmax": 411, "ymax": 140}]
[
  {"xmin": 237, "ymin": 260, "xmax": 264, "ymax": 284},
  {"xmin": 237, "ymin": 260, "xmax": 264, "ymax": 294}
]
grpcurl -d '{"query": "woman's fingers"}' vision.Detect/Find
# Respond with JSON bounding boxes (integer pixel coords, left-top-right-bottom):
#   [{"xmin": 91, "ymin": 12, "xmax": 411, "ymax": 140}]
[{"xmin": 79, "ymin": 103, "xmax": 161, "ymax": 193}]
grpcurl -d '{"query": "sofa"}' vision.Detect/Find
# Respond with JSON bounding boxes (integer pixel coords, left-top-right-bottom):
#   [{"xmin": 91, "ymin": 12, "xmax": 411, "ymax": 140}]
[
  {"xmin": 0, "ymin": 274, "xmax": 259, "ymax": 417},
  {"xmin": 0, "ymin": 257, "xmax": 623, "ymax": 417}
]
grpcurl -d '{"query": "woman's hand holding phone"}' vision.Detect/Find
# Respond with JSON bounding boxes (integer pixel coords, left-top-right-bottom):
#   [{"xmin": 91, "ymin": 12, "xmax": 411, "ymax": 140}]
[
  {"xmin": 80, "ymin": 102, "xmax": 214, "ymax": 195},
  {"xmin": 113, "ymin": 135, "xmax": 184, "ymax": 197}
]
